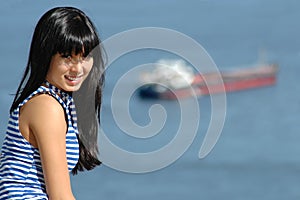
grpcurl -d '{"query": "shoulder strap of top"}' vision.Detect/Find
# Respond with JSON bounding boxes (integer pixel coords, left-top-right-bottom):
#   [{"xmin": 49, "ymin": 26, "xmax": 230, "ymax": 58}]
[
  {"xmin": 17, "ymin": 81, "xmax": 78, "ymax": 133},
  {"xmin": 18, "ymin": 85, "xmax": 67, "ymax": 111}
]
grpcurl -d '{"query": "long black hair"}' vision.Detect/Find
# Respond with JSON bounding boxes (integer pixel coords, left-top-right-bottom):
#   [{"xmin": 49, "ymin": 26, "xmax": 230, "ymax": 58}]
[{"xmin": 10, "ymin": 7, "xmax": 105, "ymax": 174}]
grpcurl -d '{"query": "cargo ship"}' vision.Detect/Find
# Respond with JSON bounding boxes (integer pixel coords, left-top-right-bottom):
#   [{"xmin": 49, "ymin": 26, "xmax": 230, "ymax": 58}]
[{"xmin": 138, "ymin": 60, "xmax": 278, "ymax": 99}]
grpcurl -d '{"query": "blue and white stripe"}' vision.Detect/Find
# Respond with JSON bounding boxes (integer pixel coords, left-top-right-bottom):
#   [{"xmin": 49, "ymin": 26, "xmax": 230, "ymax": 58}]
[{"xmin": 0, "ymin": 81, "xmax": 80, "ymax": 199}]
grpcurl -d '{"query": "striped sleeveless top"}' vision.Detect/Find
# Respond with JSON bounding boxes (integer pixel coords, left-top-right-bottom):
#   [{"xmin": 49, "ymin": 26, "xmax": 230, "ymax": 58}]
[{"xmin": 0, "ymin": 81, "xmax": 80, "ymax": 199}]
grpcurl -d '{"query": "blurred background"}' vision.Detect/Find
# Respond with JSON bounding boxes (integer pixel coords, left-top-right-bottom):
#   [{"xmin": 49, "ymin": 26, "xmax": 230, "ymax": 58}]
[{"xmin": 1, "ymin": 0, "xmax": 300, "ymax": 199}]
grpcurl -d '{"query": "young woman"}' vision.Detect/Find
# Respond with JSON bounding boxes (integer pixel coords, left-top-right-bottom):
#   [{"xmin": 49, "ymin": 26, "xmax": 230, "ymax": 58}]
[{"xmin": 0, "ymin": 6, "xmax": 105, "ymax": 199}]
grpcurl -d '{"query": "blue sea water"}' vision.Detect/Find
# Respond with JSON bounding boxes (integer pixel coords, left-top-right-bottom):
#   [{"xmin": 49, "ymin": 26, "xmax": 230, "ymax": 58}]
[{"xmin": 1, "ymin": 0, "xmax": 300, "ymax": 199}]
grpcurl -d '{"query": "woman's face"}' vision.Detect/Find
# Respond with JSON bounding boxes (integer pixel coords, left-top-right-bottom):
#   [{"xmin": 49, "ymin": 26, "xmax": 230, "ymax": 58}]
[{"xmin": 46, "ymin": 53, "xmax": 93, "ymax": 92}]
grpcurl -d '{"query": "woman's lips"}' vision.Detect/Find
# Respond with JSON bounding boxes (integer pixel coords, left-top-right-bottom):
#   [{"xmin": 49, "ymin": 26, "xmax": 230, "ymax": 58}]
[{"xmin": 65, "ymin": 75, "xmax": 83, "ymax": 85}]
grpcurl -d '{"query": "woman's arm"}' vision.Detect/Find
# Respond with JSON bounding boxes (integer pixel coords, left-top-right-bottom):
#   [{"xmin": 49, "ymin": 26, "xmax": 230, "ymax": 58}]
[{"xmin": 21, "ymin": 94, "xmax": 76, "ymax": 200}]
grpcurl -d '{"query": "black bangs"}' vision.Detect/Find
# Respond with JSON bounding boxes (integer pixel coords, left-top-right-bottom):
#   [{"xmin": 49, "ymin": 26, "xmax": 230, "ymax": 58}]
[{"xmin": 55, "ymin": 14, "xmax": 99, "ymax": 57}]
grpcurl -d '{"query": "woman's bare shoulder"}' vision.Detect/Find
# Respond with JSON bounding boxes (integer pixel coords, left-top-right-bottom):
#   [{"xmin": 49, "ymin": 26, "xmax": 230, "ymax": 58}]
[
  {"xmin": 25, "ymin": 93, "xmax": 62, "ymax": 109},
  {"xmin": 23, "ymin": 93, "xmax": 64, "ymax": 111},
  {"xmin": 21, "ymin": 93, "xmax": 66, "ymax": 131}
]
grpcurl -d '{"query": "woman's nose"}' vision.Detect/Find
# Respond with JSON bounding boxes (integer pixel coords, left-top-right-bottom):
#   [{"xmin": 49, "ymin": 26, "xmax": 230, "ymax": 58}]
[{"xmin": 69, "ymin": 62, "xmax": 82, "ymax": 72}]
